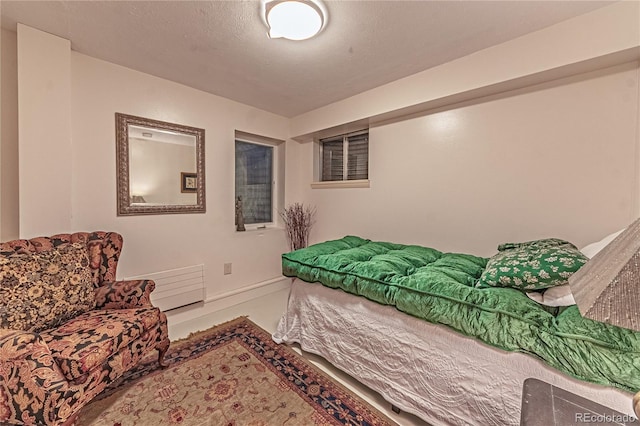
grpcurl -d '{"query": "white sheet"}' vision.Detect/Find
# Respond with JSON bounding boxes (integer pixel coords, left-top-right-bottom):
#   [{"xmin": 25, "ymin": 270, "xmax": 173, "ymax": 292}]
[{"xmin": 273, "ymin": 280, "xmax": 635, "ymax": 426}]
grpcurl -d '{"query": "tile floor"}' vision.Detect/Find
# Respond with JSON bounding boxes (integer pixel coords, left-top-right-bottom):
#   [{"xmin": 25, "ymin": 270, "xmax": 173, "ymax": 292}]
[{"xmin": 167, "ymin": 287, "xmax": 429, "ymax": 426}]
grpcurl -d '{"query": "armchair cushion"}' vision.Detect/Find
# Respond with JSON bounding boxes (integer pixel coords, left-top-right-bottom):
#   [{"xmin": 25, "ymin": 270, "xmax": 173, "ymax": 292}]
[
  {"xmin": 0, "ymin": 243, "xmax": 95, "ymax": 332},
  {"xmin": 41, "ymin": 308, "xmax": 162, "ymax": 382}
]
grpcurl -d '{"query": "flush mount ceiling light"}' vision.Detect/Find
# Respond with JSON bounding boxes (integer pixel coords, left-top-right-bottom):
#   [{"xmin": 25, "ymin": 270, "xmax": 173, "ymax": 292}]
[{"xmin": 262, "ymin": 0, "xmax": 327, "ymax": 41}]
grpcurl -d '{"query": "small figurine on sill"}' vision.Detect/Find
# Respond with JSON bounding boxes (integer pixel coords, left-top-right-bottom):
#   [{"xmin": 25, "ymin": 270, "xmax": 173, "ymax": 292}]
[{"xmin": 235, "ymin": 196, "xmax": 246, "ymax": 232}]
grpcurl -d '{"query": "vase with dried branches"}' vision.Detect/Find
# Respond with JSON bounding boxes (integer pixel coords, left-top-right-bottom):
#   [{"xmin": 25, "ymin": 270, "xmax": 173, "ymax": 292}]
[{"xmin": 280, "ymin": 203, "xmax": 316, "ymax": 251}]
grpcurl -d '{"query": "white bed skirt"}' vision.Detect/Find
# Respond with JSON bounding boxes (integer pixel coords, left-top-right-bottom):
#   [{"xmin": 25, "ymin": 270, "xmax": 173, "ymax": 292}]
[{"xmin": 272, "ymin": 280, "xmax": 635, "ymax": 426}]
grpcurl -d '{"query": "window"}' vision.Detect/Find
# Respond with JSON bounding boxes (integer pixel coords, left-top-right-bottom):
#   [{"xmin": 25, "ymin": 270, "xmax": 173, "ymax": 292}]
[
  {"xmin": 320, "ymin": 130, "xmax": 368, "ymax": 181},
  {"xmin": 235, "ymin": 140, "xmax": 273, "ymax": 225}
]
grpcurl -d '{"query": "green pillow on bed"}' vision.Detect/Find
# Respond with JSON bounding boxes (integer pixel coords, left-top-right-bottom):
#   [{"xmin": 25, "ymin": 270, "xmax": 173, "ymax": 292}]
[
  {"xmin": 477, "ymin": 240, "xmax": 588, "ymax": 291},
  {"xmin": 497, "ymin": 238, "xmax": 577, "ymax": 252}
]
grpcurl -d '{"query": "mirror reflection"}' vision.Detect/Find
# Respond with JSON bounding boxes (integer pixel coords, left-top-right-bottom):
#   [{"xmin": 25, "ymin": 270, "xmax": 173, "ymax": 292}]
[
  {"xmin": 116, "ymin": 113, "xmax": 206, "ymax": 215},
  {"xmin": 129, "ymin": 125, "xmax": 197, "ymax": 206}
]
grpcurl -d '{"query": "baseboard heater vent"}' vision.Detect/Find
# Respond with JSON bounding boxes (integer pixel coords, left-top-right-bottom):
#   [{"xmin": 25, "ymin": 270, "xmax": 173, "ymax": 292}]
[{"xmin": 127, "ymin": 264, "xmax": 205, "ymax": 312}]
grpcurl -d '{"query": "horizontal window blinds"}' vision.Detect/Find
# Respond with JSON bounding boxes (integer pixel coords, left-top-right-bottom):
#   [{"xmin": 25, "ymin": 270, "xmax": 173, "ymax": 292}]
[
  {"xmin": 347, "ymin": 133, "xmax": 368, "ymax": 180},
  {"xmin": 322, "ymin": 140, "xmax": 344, "ymax": 181},
  {"xmin": 320, "ymin": 131, "xmax": 368, "ymax": 181}
]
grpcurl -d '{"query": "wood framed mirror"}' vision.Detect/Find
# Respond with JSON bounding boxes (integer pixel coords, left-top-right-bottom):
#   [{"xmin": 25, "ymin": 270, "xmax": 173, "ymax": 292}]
[{"xmin": 116, "ymin": 113, "xmax": 206, "ymax": 215}]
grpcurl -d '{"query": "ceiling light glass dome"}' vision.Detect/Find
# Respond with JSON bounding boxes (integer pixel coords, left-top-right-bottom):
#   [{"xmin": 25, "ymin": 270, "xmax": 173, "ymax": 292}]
[{"xmin": 262, "ymin": 0, "xmax": 327, "ymax": 41}]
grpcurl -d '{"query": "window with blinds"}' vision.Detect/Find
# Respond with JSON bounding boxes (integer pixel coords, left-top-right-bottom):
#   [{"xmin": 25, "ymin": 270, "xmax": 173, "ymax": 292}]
[
  {"xmin": 320, "ymin": 130, "xmax": 369, "ymax": 181},
  {"xmin": 235, "ymin": 140, "xmax": 273, "ymax": 224}
]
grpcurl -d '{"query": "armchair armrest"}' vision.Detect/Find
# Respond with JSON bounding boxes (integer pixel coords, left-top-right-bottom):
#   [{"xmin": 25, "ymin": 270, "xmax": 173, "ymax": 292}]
[
  {"xmin": 0, "ymin": 329, "xmax": 41, "ymax": 360},
  {"xmin": 0, "ymin": 329, "xmax": 74, "ymax": 425},
  {"xmin": 94, "ymin": 279, "xmax": 156, "ymax": 309}
]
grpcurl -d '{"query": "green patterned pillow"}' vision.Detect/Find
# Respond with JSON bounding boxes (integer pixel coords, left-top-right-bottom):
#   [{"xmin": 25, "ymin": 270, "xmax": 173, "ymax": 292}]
[
  {"xmin": 0, "ymin": 243, "xmax": 95, "ymax": 332},
  {"xmin": 477, "ymin": 243, "xmax": 588, "ymax": 291},
  {"xmin": 497, "ymin": 238, "xmax": 576, "ymax": 252}
]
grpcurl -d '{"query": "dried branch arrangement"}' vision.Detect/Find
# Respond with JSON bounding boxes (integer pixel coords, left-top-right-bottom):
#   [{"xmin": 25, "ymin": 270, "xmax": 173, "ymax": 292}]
[{"xmin": 280, "ymin": 203, "xmax": 316, "ymax": 251}]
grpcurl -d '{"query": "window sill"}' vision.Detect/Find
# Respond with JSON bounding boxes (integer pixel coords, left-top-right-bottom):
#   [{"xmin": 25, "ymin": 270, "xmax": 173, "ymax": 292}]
[
  {"xmin": 311, "ymin": 179, "xmax": 370, "ymax": 189},
  {"xmin": 235, "ymin": 225, "xmax": 283, "ymax": 234}
]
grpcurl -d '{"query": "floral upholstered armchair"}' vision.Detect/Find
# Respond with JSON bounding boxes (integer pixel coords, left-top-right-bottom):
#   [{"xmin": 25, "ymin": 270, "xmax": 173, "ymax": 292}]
[{"xmin": 0, "ymin": 231, "xmax": 169, "ymax": 426}]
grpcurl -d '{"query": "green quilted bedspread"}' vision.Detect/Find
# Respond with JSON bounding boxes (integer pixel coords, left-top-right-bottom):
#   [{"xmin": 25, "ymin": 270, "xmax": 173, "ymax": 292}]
[{"xmin": 282, "ymin": 236, "xmax": 640, "ymax": 393}]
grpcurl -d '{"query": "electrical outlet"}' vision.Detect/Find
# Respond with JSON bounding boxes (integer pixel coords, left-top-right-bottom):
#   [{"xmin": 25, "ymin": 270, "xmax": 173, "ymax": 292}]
[{"xmin": 224, "ymin": 263, "xmax": 232, "ymax": 275}]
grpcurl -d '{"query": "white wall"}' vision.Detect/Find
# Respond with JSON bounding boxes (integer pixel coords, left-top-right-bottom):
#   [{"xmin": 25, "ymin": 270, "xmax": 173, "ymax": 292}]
[
  {"xmin": 17, "ymin": 24, "xmax": 72, "ymax": 237},
  {"xmin": 7, "ymin": 26, "xmax": 291, "ymax": 318},
  {"xmin": 70, "ymin": 52, "xmax": 290, "ymax": 296},
  {"xmin": 1, "ymin": 20, "xmax": 2, "ymax": 239},
  {"xmin": 283, "ymin": 1, "xmax": 640, "ymax": 257},
  {"xmin": 1, "ymin": 29, "xmax": 19, "ymax": 241},
  {"xmin": 290, "ymin": 62, "xmax": 640, "ymax": 257}
]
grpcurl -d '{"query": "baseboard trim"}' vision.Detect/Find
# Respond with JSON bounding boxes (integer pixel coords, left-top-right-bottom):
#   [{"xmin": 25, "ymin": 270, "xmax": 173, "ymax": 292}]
[
  {"xmin": 165, "ymin": 276, "xmax": 291, "ymax": 325},
  {"xmin": 204, "ymin": 276, "xmax": 287, "ymax": 304}
]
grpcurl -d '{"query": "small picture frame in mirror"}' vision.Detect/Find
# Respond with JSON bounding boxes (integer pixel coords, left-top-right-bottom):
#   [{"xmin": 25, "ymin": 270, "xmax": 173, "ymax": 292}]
[{"xmin": 181, "ymin": 172, "xmax": 197, "ymax": 193}]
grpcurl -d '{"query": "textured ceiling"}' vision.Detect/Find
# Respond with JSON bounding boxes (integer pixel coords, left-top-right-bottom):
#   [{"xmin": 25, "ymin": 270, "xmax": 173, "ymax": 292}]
[{"xmin": 1, "ymin": 1, "xmax": 613, "ymax": 117}]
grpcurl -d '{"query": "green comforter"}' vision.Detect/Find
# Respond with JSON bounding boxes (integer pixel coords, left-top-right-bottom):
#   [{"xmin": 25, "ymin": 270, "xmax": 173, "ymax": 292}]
[{"xmin": 282, "ymin": 236, "xmax": 640, "ymax": 393}]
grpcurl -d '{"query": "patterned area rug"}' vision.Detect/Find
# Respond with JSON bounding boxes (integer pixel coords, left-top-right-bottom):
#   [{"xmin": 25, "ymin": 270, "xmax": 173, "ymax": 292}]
[{"xmin": 78, "ymin": 317, "xmax": 395, "ymax": 426}]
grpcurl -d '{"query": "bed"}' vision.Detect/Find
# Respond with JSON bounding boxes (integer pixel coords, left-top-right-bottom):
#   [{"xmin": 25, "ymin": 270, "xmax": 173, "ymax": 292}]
[{"xmin": 272, "ymin": 235, "xmax": 639, "ymax": 425}]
